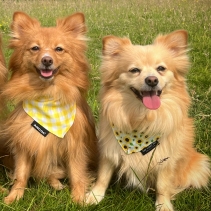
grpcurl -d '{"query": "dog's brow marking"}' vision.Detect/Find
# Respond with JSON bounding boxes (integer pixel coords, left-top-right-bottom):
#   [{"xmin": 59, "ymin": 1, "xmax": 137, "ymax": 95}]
[{"xmin": 42, "ymin": 53, "xmax": 51, "ymax": 57}]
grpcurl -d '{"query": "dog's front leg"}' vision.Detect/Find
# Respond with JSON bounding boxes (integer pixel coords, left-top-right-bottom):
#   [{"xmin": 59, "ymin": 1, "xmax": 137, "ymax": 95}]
[
  {"xmin": 67, "ymin": 142, "xmax": 90, "ymax": 204},
  {"xmin": 86, "ymin": 156, "xmax": 115, "ymax": 204},
  {"xmin": 4, "ymin": 150, "xmax": 32, "ymax": 204},
  {"xmin": 155, "ymin": 169, "xmax": 174, "ymax": 211},
  {"xmin": 47, "ymin": 167, "xmax": 66, "ymax": 190}
]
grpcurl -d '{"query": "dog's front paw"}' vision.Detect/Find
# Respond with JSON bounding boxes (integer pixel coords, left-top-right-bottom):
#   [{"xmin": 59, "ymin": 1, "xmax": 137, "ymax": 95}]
[
  {"xmin": 4, "ymin": 196, "xmax": 15, "ymax": 205},
  {"xmin": 155, "ymin": 201, "xmax": 174, "ymax": 211},
  {"xmin": 48, "ymin": 180, "xmax": 65, "ymax": 190},
  {"xmin": 4, "ymin": 189, "xmax": 24, "ymax": 205},
  {"xmin": 85, "ymin": 191, "xmax": 105, "ymax": 205}
]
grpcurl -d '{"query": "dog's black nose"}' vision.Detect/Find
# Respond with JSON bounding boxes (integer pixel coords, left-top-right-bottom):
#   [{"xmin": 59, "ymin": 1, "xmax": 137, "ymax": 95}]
[
  {"xmin": 145, "ymin": 76, "xmax": 158, "ymax": 87},
  {"xmin": 41, "ymin": 56, "xmax": 53, "ymax": 67}
]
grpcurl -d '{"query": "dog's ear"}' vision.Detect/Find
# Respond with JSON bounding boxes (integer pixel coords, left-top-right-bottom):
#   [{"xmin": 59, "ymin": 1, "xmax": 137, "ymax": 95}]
[
  {"xmin": 155, "ymin": 30, "xmax": 190, "ymax": 78},
  {"xmin": 11, "ymin": 12, "xmax": 40, "ymax": 39},
  {"xmin": 102, "ymin": 36, "xmax": 131, "ymax": 56},
  {"xmin": 154, "ymin": 30, "xmax": 188, "ymax": 55},
  {"xmin": 56, "ymin": 13, "xmax": 86, "ymax": 37}
]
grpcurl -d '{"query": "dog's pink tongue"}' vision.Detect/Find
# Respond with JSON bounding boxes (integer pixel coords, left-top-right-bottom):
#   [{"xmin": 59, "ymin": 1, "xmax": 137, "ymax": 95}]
[
  {"xmin": 142, "ymin": 91, "xmax": 160, "ymax": 110},
  {"xmin": 41, "ymin": 70, "xmax": 53, "ymax": 78}
]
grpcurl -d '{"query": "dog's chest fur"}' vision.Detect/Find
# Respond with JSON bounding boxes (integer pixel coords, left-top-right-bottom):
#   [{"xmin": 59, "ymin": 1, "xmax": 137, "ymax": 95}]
[{"xmin": 99, "ymin": 111, "xmax": 187, "ymax": 189}]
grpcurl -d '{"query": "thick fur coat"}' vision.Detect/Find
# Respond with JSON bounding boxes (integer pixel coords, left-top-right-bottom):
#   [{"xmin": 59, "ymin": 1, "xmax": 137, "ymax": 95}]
[
  {"xmin": 0, "ymin": 34, "xmax": 7, "ymax": 112},
  {"xmin": 1, "ymin": 12, "xmax": 98, "ymax": 204},
  {"xmin": 0, "ymin": 34, "xmax": 11, "ymax": 169},
  {"xmin": 86, "ymin": 30, "xmax": 210, "ymax": 211}
]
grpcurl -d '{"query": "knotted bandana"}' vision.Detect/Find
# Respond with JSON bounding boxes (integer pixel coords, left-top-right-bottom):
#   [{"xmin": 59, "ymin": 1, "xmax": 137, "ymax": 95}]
[
  {"xmin": 23, "ymin": 97, "xmax": 76, "ymax": 138},
  {"xmin": 111, "ymin": 123, "xmax": 160, "ymax": 155}
]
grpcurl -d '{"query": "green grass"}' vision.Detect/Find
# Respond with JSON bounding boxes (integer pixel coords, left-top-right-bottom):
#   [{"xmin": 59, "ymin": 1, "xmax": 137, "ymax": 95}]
[{"xmin": 0, "ymin": 0, "xmax": 211, "ymax": 210}]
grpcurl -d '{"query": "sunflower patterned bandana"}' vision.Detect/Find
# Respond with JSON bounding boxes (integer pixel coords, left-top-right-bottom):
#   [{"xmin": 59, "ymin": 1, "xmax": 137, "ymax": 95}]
[
  {"xmin": 23, "ymin": 97, "xmax": 76, "ymax": 138},
  {"xmin": 111, "ymin": 123, "xmax": 160, "ymax": 155}
]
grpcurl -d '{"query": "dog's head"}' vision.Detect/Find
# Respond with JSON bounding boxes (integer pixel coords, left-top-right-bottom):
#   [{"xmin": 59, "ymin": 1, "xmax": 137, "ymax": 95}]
[
  {"xmin": 9, "ymin": 11, "xmax": 88, "ymax": 85},
  {"xmin": 100, "ymin": 30, "xmax": 190, "ymax": 110}
]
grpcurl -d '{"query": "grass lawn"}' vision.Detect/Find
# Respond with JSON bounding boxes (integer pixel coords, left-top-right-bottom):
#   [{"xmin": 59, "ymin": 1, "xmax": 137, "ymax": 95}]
[{"xmin": 0, "ymin": 0, "xmax": 211, "ymax": 210}]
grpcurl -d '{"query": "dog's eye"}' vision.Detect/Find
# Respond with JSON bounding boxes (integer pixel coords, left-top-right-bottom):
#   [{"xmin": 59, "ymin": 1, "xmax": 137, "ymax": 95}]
[
  {"xmin": 55, "ymin": 47, "xmax": 63, "ymax": 52},
  {"xmin": 157, "ymin": 66, "xmax": 166, "ymax": 71},
  {"xmin": 129, "ymin": 68, "xmax": 141, "ymax": 74},
  {"xmin": 31, "ymin": 46, "xmax": 39, "ymax": 51}
]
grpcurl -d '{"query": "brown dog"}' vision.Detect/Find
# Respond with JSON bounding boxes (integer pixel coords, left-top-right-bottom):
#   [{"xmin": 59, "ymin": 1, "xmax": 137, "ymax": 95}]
[
  {"xmin": 0, "ymin": 34, "xmax": 7, "ymax": 111},
  {"xmin": 86, "ymin": 30, "xmax": 211, "ymax": 211},
  {"xmin": 0, "ymin": 34, "xmax": 7, "ymax": 83},
  {"xmin": 1, "ymin": 12, "xmax": 98, "ymax": 204},
  {"xmin": 0, "ymin": 33, "xmax": 11, "ymax": 168}
]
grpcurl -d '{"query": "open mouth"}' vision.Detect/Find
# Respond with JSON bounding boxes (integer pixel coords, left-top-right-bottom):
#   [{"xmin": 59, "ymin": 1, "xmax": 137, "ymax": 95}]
[
  {"xmin": 130, "ymin": 87, "xmax": 162, "ymax": 110},
  {"xmin": 35, "ymin": 67, "xmax": 60, "ymax": 80}
]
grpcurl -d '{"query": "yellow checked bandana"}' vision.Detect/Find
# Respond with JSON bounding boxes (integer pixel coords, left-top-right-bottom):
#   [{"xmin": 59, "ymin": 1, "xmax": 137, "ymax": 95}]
[
  {"xmin": 23, "ymin": 98, "xmax": 76, "ymax": 138},
  {"xmin": 111, "ymin": 123, "xmax": 160, "ymax": 155}
]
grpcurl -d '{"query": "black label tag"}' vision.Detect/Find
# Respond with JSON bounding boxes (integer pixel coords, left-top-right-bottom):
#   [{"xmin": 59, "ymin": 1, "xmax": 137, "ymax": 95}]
[
  {"xmin": 140, "ymin": 140, "xmax": 159, "ymax": 155},
  {"xmin": 31, "ymin": 120, "xmax": 49, "ymax": 137}
]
